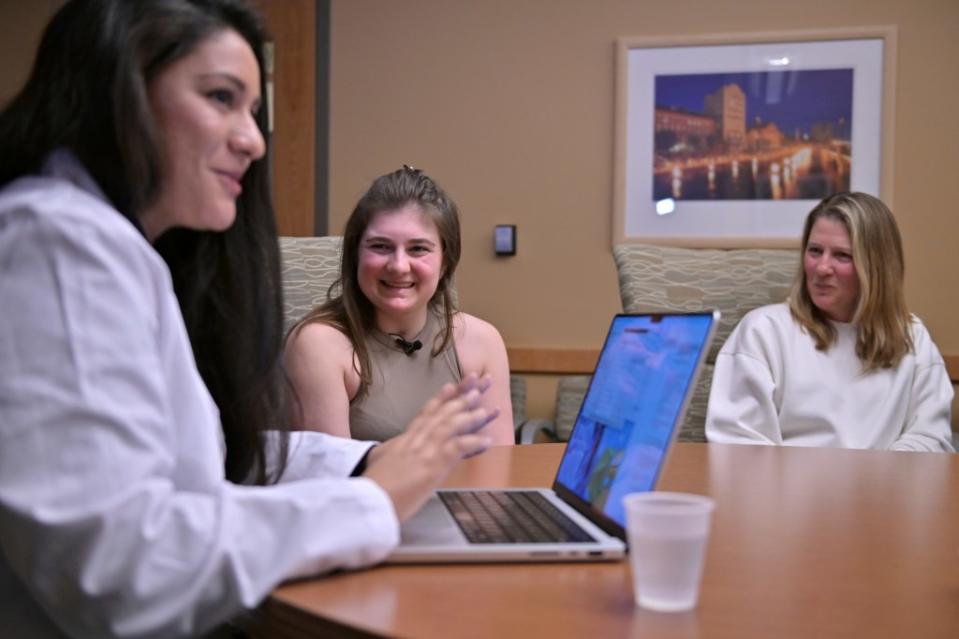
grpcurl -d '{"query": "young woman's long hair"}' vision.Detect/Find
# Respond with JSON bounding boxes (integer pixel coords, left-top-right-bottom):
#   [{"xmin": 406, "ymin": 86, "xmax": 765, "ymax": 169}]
[
  {"xmin": 0, "ymin": 0, "xmax": 289, "ymax": 484},
  {"xmin": 788, "ymin": 192, "xmax": 913, "ymax": 371},
  {"xmin": 290, "ymin": 166, "xmax": 462, "ymax": 400}
]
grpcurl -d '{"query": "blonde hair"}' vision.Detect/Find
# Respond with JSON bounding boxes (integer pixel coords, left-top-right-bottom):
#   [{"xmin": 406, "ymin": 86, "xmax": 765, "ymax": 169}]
[{"xmin": 788, "ymin": 192, "xmax": 913, "ymax": 371}]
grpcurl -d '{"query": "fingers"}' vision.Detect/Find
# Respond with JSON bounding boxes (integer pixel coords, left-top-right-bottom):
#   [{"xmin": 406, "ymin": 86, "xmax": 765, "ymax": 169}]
[
  {"xmin": 434, "ymin": 394, "xmax": 493, "ymax": 436},
  {"xmin": 447, "ymin": 432, "xmax": 492, "ymax": 460},
  {"xmin": 455, "ymin": 373, "xmax": 478, "ymax": 393},
  {"xmin": 402, "ymin": 373, "xmax": 497, "ymax": 453},
  {"xmin": 475, "ymin": 374, "xmax": 492, "ymax": 394},
  {"xmin": 421, "ymin": 377, "xmax": 483, "ymax": 417},
  {"xmin": 460, "ymin": 388, "xmax": 484, "ymax": 411},
  {"xmin": 431, "ymin": 381, "xmax": 461, "ymax": 406},
  {"xmin": 404, "ymin": 397, "xmax": 482, "ymax": 452},
  {"xmin": 411, "ymin": 382, "xmax": 460, "ymax": 425},
  {"xmin": 401, "ymin": 400, "xmax": 495, "ymax": 460},
  {"xmin": 455, "ymin": 372, "xmax": 492, "ymax": 397},
  {"xmin": 411, "ymin": 387, "xmax": 481, "ymax": 432},
  {"xmin": 459, "ymin": 407, "xmax": 499, "ymax": 436},
  {"xmin": 365, "ymin": 387, "xmax": 497, "ymax": 522}
]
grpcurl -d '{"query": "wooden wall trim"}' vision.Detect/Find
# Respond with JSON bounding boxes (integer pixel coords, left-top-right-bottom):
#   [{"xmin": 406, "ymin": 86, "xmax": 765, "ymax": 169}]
[
  {"xmin": 259, "ymin": 0, "xmax": 316, "ymax": 237},
  {"xmin": 507, "ymin": 348, "xmax": 599, "ymax": 375},
  {"xmin": 512, "ymin": 348, "xmax": 959, "ymax": 383},
  {"xmin": 945, "ymin": 356, "xmax": 959, "ymax": 384}
]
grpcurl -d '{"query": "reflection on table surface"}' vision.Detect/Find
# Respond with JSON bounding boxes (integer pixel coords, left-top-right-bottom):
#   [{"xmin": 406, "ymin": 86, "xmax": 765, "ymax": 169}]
[{"xmin": 253, "ymin": 443, "xmax": 959, "ymax": 639}]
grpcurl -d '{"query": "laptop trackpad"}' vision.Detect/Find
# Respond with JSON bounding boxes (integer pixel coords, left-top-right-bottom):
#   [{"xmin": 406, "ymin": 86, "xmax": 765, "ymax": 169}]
[{"xmin": 399, "ymin": 495, "xmax": 466, "ymax": 546}]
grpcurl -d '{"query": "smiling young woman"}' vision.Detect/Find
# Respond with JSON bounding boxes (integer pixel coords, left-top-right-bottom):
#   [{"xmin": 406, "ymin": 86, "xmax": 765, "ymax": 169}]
[
  {"xmin": 705, "ymin": 192, "xmax": 954, "ymax": 452},
  {"xmin": 285, "ymin": 166, "xmax": 516, "ymax": 446},
  {"xmin": 356, "ymin": 203, "xmax": 444, "ymax": 328}
]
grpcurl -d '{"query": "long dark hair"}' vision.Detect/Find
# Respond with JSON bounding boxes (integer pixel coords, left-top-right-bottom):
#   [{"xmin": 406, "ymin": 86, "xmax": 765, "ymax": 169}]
[
  {"xmin": 290, "ymin": 166, "xmax": 461, "ymax": 400},
  {"xmin": 0, "ymin": 0, "xmax": 289, "ymax": 484}
]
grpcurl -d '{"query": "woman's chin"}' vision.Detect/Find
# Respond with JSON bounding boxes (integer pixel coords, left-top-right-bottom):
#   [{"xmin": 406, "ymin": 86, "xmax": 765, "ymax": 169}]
[{"xmin": 376, "ymin": 298, "xmax": 424, "ymax": 316}]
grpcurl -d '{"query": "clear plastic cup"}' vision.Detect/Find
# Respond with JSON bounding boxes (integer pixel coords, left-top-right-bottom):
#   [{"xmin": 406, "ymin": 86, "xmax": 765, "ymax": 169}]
[{"xmin": 623, "ymin": 491, "xmax": 715, "ymax": 612}]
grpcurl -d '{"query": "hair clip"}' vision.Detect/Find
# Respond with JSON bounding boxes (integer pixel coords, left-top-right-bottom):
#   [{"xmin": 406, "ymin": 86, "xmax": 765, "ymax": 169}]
[{"xmin": 402, "ymin": 164, "xmax": 419, "ymax": 174}]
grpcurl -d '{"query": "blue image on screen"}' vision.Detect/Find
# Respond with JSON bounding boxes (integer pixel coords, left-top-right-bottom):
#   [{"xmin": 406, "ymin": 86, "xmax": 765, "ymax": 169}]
[{"xmin": 555, "ymin": 314, "xmax": 712, "ymax": 527}]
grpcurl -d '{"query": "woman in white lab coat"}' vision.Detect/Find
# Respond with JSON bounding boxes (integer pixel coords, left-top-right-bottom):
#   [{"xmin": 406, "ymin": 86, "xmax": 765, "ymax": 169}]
[{"xmin": 0, "ymin": 1, "xmax": 496, "ymax": 637}]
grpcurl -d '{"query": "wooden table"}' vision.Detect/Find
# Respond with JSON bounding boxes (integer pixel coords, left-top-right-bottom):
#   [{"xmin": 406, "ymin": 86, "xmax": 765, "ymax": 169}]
[{"xmin": 253, "ymin": 443, "xmax": 959, "ymax": 638}]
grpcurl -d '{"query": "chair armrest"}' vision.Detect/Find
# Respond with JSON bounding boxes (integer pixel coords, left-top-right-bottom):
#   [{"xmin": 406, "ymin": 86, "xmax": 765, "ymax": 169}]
[{"xmin": 516, "ymin": 419, "xmax": 559, "ymax": 445}]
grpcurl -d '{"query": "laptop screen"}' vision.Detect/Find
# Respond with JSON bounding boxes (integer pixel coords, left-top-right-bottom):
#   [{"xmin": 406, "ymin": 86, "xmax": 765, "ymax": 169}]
[{"xmin": 553, "ymin": 312, "xmax": 717, "ymax": 533}]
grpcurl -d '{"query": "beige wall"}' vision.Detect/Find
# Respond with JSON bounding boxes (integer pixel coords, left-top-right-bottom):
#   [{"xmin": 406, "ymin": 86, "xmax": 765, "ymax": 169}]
[
  {"xmin": 0, "ymin": 2, "xmax": 63, "ymax": 103},
  {"xmin": 329, "ymin": 0, "xmax": 959, "ymax": 417},
  {"xmin": 4, "ymin": 2, "xmax": 958, "ymax": 420}
]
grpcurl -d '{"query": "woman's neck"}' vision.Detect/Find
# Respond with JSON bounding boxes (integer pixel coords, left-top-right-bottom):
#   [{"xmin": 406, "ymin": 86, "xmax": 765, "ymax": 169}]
[{"xmin": 375, "ymin": 308, "xmax": 430, "ymax": 340}]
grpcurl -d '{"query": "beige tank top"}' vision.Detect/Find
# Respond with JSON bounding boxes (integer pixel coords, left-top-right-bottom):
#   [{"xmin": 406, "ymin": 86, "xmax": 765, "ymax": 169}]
[{"xmin": 349, "ymin": 310, "xmax": 463, "ymax": 441}]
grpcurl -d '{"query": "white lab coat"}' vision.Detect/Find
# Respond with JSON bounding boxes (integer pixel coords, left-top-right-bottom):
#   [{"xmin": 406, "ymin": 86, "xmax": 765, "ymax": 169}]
[{"xmin": 0, "ymin": 151, "xmax": 399, "ymax": 638}]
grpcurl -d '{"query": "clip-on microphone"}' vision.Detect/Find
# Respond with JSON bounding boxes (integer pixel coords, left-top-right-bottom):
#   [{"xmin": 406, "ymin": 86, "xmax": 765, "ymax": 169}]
[{"xmin": 393, "ymin": 336, "xmax": 423, "ymax": 356}]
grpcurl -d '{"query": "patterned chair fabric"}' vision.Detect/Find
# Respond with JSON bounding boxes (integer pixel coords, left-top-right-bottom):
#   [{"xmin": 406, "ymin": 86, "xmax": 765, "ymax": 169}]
[
  {"xmin": 509, "ymin": 375, "xmax": 528, "ymax": 432},
  {"xmin": 278, "ymin": 235, "xmax": 343, "ymax": 332},
  {"xmin": 612, "ymin": 243, "xmax": 799, "ymax": 442},
  {"xmin": 552, "ymin": 375, "xmax": 591, "ymax": 441}
]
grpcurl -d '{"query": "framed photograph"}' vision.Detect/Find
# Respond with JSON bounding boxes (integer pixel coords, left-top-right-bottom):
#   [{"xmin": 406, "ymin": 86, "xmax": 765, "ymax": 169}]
[{"xmin": 612, "ymin": 27, "xmax": 896, "ymax": 247}]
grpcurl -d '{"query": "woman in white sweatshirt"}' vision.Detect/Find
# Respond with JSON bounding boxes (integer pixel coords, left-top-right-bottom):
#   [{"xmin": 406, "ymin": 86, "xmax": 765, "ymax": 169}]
[{"xmin": 706, "ymin": 192, "xmax": 954, "ymax": 452}]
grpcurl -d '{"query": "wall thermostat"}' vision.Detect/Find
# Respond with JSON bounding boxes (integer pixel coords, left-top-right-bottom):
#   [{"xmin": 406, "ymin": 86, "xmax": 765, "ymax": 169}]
[{"xmin": 494, "ymin": 225, "xmax": 516, "ymax": 256}]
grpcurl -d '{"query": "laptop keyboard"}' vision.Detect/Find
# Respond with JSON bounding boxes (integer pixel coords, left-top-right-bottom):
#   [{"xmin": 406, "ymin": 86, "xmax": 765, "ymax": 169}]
[{"xmin": 439, "ymin": 490, "xmax": 596, "ymax": 544}]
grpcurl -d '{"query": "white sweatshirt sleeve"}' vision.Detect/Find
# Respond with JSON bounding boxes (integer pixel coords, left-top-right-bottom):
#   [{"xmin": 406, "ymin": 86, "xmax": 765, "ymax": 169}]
[
  {"xmin": 705, "ymin": 311, "xmax": 784, "ymax": 446},
  {"xmin": 706, "ymin": 354, "xmax": 783, "ymax": 445},
  {"xmin": 891, "ymin": 323, "xmax": 955, "ymax": 452}
]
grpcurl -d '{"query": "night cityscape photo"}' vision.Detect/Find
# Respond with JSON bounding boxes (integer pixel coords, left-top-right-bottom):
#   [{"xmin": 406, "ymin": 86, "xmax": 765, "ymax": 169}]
[{"xmin": 652, "ymin": 68, "xmax": 853, "ymax": 201}]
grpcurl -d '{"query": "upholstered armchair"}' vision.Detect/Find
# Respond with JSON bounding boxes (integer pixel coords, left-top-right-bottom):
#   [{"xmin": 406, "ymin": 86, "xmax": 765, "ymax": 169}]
[
  {"xmin": 516, "ymin": 376, "xmax": 590, "ymax": 444},
  {"xmin": 519, "ymin": 243, "xmax": 799, "ymax": 444}
]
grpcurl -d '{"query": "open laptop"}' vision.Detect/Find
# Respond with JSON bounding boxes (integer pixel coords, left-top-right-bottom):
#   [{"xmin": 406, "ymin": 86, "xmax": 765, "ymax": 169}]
[{"xmin": 387, "ymin": 311, "xmax": 720, "ymax": 563}]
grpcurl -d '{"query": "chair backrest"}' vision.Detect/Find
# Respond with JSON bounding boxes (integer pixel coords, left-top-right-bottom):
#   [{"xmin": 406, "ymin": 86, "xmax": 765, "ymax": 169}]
[
  {"xmin": 279, "ymin": 235, "xmax": 343, "ymax": 332},
  {"xmin": 509, "ymin": 375, "xmax": 528, "ymax": 432},
  {"xmin": 552, "ymin": 375, "xmax": 591, "ymax": 441},
  {"xmin": 612, "ymin": 243, "xmax": 798, "ymax": 441}
]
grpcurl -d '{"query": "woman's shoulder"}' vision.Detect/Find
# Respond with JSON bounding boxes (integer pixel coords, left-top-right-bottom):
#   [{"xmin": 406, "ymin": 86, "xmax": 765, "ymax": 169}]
[
  {"xmin": 736, "ymin": 303, "xmax": 794, "ymax": 332},
  {"xmin": 450, "ymin": 311, "xmax": 509, "ymax": 381},
  {"xmin": 284, "ymin": 319, "xmax": 362, "ymax": 409},
  {"xmin": 6, "ymin": 177, "xmax": 129, "ymax": 232},
  {"xmin": 907, "ymin": 314, "xmax": 945, "ymax": 362},
  {"xmin": 1, "ymin": 172, "xmax": 165, "ymax": 288},
  {"xmin": 452, "ymin": 311, "xmax": 505, "ymax": 346},
  {"xmin": 908, "ymin": 313, "xmax": 930, "ymax": 335},
  {"xmin": 720, "ymin": 303, "xmax": 798, "ymax": 356},
  {"xmin": 288, "ymin": 320, "xmax": 354, "ymax": 354}
]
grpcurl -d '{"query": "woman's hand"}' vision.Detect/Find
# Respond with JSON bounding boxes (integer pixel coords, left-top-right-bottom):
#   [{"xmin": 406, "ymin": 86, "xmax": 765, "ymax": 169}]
[{"xmin": 363, "ymin": 373, "xmax": 498, "ymax": 522}]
